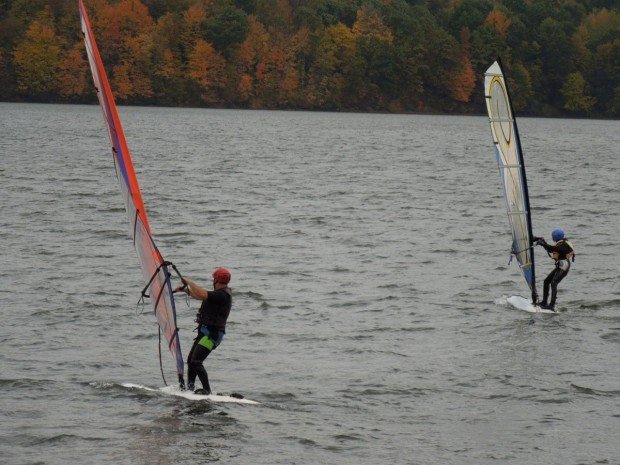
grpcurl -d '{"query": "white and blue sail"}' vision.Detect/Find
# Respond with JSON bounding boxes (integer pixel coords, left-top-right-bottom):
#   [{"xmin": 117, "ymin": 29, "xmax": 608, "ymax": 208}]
[{"xmin": 484, "ymin": 60, "xmax": 538, "ymax": 304}]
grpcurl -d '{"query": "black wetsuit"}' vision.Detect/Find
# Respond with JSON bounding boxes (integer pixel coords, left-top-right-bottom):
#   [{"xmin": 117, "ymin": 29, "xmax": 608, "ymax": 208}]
[
  {"xmin": 536, "ymin": 239, "xmax": 573, "ymax": 309},
  {"xmin": 187, "ymin": 287, "xmax": 232, "ymax": 393}
]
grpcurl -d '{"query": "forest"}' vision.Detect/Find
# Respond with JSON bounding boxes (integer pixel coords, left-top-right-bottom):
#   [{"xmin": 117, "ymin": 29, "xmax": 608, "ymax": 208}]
[{"xmin": 0, "ymin": 0, "xmax": 618, "ymax": 117}]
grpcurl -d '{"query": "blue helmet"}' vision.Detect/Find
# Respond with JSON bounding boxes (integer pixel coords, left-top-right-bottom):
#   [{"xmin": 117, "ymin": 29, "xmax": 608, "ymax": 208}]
[{"xmin": 552, "ymin": 228, "xmax": 565, "ymax": 242}]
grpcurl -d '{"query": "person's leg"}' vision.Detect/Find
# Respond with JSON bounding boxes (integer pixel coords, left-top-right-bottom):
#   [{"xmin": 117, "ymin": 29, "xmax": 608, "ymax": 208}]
[
  {"xmin": 542, "ymin": 269, "xmax": 555, "ymax": 305},
  {"xmin": 549, "ymin": 269, "xmax": 568, "ymax": 309},
  {"xmin": 189, "ymin": 336, "xmax": 213, "ymax": 393},
  {"xmin": 186, "ymin": 337, "xmax": 200, "ymax": 390}
]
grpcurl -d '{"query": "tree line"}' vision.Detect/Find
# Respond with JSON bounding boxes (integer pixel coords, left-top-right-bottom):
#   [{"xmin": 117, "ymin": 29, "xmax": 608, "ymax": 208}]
[{"xmin": 0, "ymin": 0, "xmax": 618, "ymax": 117}]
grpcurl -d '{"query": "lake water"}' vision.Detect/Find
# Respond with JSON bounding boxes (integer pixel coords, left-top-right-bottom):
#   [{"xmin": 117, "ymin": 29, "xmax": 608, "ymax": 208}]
[{"xmin": 0, "ymin": 102, "xmax": 618, "ymax": 465}]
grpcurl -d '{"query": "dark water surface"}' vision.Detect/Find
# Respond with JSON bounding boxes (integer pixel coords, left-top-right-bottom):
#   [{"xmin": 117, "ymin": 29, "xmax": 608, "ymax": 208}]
[{"xmin": 1, "ymin": 103, "xmax": 618, "ymax": 465}]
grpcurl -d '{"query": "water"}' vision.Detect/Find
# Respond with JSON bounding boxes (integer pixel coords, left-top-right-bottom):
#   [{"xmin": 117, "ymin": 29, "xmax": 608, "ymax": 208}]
[{"xmin": 0, "ymin": 102, "xmax": 618, "ymax": 465}]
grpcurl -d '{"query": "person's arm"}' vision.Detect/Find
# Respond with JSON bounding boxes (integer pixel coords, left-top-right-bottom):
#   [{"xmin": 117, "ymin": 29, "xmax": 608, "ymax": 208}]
[
  {"xmin": 175, "ymin": 278, "xmax": 208, "ymax": 300},
  {"xmin": 533, "ymin": 236, "xmax": 555, "ymax": 253},
  {"xmin": 539, "ymin": 241, "xmax": 555, "ymax": 253}
]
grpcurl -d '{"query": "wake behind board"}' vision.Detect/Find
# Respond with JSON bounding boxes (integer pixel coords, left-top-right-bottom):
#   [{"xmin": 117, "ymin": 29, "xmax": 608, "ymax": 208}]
[
  {"xmin": 122, "ymin": 383, "xmax": 259, "ymax": 404},
  {"xmin": 507, "ymin": 296, "xmax": 557, "ymax": 314}
]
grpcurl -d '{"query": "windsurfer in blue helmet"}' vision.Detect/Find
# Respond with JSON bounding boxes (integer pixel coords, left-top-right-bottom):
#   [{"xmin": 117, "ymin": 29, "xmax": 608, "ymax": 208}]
[
  {"xmin": 532, "ymin": 228, "xmax": 575, "ymax": 311},
  {"xmin": 175, "ymin": 267, "xmax": 232, "ymax": 394}
]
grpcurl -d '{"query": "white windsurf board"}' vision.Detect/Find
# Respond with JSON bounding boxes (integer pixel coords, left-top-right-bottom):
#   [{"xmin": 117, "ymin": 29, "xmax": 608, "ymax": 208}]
[
  {"xmin": 122, "ymin": 383, "xmax": 259, "ymax": 404},
  {"xmin": 507, "ymin": 295, "xmax": 557, "ymax": 314}
]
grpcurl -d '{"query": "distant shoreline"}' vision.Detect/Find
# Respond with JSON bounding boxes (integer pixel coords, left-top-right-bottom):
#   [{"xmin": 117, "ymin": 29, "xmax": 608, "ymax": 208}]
[{"xmin": 2, "ymin": 100, "xmax": 617, "ymax": 121}]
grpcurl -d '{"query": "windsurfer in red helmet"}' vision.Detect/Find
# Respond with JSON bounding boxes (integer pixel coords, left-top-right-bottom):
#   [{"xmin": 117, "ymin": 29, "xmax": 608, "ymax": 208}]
[{"xmin": 175, "ymin": 267, "xmax": 232, "ymax": 394}]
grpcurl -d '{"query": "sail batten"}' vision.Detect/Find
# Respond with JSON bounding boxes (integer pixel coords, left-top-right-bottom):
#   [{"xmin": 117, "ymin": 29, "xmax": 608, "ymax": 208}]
[
  {"xmin": 79, "ymin": 0, "xmax": 184, "ymax": 384},
  {"xmin": 484, "ymin": 60, "xmax": 538, "ymax": 303}
]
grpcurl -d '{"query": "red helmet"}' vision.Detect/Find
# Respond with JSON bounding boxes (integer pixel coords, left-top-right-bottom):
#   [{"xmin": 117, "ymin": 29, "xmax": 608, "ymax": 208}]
[{"xmin": 212, "ymin": 267, "xmax": 231, "ymax": 285}]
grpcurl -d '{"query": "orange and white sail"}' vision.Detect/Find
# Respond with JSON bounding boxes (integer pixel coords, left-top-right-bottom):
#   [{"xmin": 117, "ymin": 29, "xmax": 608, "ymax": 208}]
[{"xmin": 79, "ymin": 0, "xmax": 184, "ymax": 385}]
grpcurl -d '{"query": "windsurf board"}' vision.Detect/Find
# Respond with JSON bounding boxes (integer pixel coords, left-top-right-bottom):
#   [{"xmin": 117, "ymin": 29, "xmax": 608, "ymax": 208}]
[
  {"xmin": 122, "ymin": 383, "xmax": 259, "ymax": 404},
  {"xmin": 507, "ymin": 295, "xmax": 557, "ymax": 314}
]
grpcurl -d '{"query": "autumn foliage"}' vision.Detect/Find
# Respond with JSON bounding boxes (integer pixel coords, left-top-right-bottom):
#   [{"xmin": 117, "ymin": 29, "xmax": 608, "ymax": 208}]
[{"xmin": 1, "ymin": 0, "xmax": 618, "ymax": 117}]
